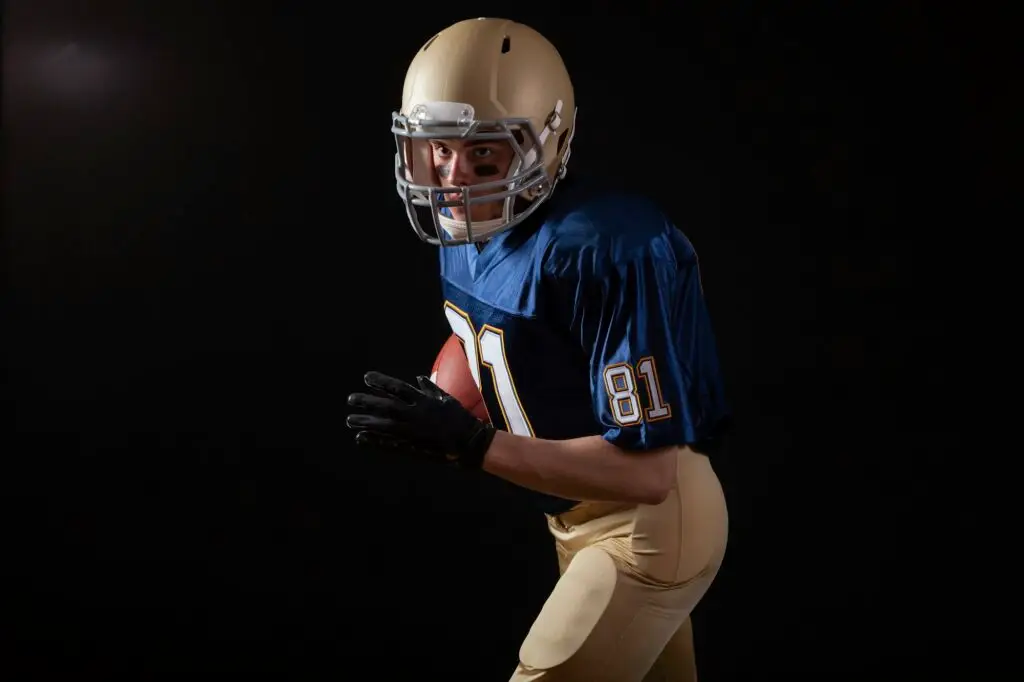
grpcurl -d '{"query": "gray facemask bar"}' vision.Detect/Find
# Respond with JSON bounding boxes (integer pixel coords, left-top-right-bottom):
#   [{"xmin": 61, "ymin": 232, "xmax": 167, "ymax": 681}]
[{"xmin": 392, "ymin": 112, "xmax": 552, "ymax": 246}]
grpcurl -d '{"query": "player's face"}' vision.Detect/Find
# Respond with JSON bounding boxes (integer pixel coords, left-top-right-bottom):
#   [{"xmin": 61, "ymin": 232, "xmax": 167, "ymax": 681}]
[{"xmin": 430, "ymin": 138, "xmax": 515, "ymax": 222}]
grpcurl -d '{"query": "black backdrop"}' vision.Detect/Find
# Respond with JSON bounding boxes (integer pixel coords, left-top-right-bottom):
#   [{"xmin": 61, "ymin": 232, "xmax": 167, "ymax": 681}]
[{"xmin": 3, "ymin": 2, "xmax": 1011, "ymax": 679}]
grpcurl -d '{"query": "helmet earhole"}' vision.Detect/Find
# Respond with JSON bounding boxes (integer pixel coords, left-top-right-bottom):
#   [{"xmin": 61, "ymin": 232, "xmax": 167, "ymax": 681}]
[{"xmin": 557, "ymin": 129, "xmax": 569, "ymax": 155}]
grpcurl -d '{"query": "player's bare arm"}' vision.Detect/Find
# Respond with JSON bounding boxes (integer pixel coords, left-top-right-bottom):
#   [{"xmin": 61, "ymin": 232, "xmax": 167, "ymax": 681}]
[
  {"xmin": 482, "ymin": 431, "xmax": 676, "ymax": 506},
  {"xmin": 346, "ymin": 370, "xmax": 677, "ymax": 505}
]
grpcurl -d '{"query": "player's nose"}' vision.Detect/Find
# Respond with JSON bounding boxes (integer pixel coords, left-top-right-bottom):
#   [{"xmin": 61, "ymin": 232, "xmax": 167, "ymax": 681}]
[{"xmin": 448, "ymin": 153, "xmax": 477, "ymax": 185}]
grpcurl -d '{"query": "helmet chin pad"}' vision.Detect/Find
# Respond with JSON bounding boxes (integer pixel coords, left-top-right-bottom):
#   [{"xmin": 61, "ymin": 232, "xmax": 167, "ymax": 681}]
[{"xmin": 438, "ymin": 214, "xmax": 507, "ymax": 243}]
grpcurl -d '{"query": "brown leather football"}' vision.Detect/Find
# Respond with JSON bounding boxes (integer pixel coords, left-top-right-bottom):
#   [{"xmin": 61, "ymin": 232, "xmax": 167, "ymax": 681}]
[{"xmin": 430, "ymin": 334, "xmax": 490, "ymax": 423}]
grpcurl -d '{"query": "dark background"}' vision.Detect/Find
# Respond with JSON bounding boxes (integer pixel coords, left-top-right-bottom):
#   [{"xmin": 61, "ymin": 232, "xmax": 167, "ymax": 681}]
[{"xmin": 3, "ymin": 2, "xmax": 1012, "ymax": 679}]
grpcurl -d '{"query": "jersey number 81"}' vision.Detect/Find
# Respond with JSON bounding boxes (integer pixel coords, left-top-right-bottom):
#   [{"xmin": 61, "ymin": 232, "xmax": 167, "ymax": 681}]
[
  {"xmin": 602, "ymin": 359, "xmax": 672, "ymax": 426},
  {"xmin": 445, "ymin": 301, "xmax": 672, "ymax": 436}
]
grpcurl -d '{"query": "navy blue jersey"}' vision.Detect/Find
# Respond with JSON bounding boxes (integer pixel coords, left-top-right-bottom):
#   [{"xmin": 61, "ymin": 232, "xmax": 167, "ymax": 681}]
[{"xmin": 438, "ymin": 182, "xmax": 729, "ymax": 514}]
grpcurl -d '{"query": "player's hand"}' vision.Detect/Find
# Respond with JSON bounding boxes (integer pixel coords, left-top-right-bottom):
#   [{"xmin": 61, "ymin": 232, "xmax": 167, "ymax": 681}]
[{"xmin": 345, "ymin": 371, "xmax": 496, "ymax": 469}]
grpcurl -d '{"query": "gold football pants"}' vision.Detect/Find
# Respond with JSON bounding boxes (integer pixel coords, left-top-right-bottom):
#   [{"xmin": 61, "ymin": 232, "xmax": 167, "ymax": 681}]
[{"xmin": 510, "ymin": 447, "xmax": 728, "ymax": 682}]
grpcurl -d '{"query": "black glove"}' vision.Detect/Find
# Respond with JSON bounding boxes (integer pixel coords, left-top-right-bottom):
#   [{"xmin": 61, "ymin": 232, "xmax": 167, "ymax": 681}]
[{"xmin": 345, "ymin": 371, "xmax": 496, "ymax": 469}]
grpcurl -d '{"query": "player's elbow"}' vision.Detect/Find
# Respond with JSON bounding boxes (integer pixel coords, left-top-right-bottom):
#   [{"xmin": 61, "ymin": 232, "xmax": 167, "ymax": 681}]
[
  {"xmin": 636, "ymin": 477, "xmax": 672, "ymax": 506},
  {"xmin": 630, "ymin": 446, "xmax": 677, "ymax": 506}
]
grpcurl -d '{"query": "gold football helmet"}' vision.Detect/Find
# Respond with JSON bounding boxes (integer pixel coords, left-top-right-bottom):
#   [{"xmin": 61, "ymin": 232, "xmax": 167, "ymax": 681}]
[{"xmin": 392, "ymin": 18, "xmax": 577, "ymax": 246}]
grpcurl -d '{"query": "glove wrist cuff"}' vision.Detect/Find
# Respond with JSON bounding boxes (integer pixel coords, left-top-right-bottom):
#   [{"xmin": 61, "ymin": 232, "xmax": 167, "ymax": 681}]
[{"xmin": 452, "ymin": 423, "xmax": 496, "ymax": 470}]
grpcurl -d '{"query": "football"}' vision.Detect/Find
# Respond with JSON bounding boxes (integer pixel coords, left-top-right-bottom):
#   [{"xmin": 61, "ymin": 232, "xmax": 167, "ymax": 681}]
[{"xmin": 430, "ymin": 334, "xmax": 490, "ymax": 423}]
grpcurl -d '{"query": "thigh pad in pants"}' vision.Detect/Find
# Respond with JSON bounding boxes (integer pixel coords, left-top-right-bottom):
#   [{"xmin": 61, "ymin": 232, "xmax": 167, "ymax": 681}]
[{"xmin": 518, "ymin": 545, "xmax": 618, "ymax": 671}]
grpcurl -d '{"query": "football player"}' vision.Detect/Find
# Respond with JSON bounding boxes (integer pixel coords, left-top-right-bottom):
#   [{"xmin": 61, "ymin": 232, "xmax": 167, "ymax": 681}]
[{"xmin": 346, "ymin": 17, "xmax": 730, "ymax": 682}]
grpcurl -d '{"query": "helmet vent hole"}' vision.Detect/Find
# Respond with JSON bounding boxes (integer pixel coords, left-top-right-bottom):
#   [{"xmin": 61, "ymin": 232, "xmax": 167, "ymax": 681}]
[
  {"xmin": 422, "ymin": 34, "xmax": 439, "ymax": 52},
  {"xmin": 501, "ymin": 36, "xmax": 511, "ymax": 53},
  {"xmin": 557, "ymin": 129, "xmax": 569, "ymax": 155}
]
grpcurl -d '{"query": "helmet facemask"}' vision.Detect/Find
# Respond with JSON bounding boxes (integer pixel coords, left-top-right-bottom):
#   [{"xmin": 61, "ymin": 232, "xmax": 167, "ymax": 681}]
[{"xmin": 392, "ymin": 100, "xmax": 568, "ymax": 246}]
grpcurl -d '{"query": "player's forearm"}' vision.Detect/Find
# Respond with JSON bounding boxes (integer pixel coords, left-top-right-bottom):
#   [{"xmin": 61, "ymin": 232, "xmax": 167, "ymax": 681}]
[{"xmin": 482, "ymin": 431, "xmax": 674, "ymax": 506}]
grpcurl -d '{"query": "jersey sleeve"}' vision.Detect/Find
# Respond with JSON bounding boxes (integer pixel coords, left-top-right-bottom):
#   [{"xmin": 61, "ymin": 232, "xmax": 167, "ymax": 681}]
[{"xmin": 556, "ymin": 233, "xmax": 724, "ymax": 451}]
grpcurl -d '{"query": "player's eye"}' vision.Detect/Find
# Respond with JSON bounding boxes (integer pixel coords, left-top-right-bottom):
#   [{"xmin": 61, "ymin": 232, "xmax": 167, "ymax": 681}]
[
  {"xmin": 472, "ymin": 147, "xmax": 494, "ymax": 159},
  {"xmin": 432, "ymin": 143, "xmax": 452, "ymax": 157}
]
